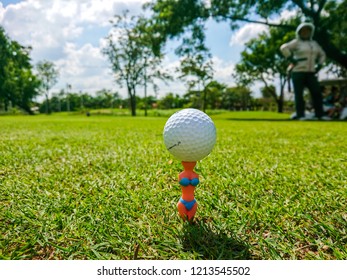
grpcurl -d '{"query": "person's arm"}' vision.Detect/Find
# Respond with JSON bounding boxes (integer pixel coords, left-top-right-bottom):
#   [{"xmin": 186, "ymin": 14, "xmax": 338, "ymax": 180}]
[{"xmin": 280, "ymin": 39, "xmax": 299, "ymax": 63}]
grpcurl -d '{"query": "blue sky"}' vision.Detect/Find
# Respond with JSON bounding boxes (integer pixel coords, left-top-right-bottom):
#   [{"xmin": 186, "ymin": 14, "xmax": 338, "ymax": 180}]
[
  {"xmin": 1, "ymin": 0, "xmax": 21, "ymax": 6},
  {"xmin": 0, "ymin": 0, "xmax": 294, "ymax": 98}
]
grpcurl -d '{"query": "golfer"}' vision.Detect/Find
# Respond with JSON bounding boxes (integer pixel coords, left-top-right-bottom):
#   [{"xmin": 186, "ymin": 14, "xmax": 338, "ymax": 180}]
[{"xmin": 280, "ymin": 22, "xmax": 329, "ymax": 120}]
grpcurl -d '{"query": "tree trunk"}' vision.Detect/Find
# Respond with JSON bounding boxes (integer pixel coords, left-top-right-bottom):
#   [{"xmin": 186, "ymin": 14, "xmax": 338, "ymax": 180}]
[
  {"xmin": 315, "ymin": 29, "xmax": 347, "ymax": 70},
  {"xmin": 129, "ymin": 92, "xmax": 136, "ymax": 116},
  {"xmin": 21, "ymin": 104, "xmax": 34, "ymax": 115},
  {"xmin": 131, "ymin": 96, "xmax": 136, "ymax": 116},
  {"xmin": 45, "ymin": 93, "xmax": 51, "ymax": 114},
  {"xmin": 144, "ymin": 67, "xmax": 148, "ymax": 117},
  {"xmin": 144, "ymin": 86, "xmax": 147, "ymax": 117},
  {"xmin": 202, "ymin": 88, "xmax": 207, "ymax": 113},
  {"xmin": 4, "ymin": 99, "xmax": 8, "ymax": 111},
  {"xmin": 277, "ymin": 77, "xmax": 286, "ymax": 113},
  {"xmin": 277, "ymin": 93, "xmax": 284, "ymax": 113}
]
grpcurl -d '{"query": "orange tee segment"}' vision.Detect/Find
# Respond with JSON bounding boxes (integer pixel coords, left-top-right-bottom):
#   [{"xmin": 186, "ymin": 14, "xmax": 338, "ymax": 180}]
[{"xmin": 177, "ymin": 161, "xmax": 199, "ymax": 221}]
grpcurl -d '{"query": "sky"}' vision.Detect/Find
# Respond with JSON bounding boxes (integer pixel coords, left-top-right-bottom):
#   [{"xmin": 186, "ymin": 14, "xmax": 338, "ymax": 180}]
[{"xmin": 0, "ymin": 0, "xmax": 296, "ymax": 99}]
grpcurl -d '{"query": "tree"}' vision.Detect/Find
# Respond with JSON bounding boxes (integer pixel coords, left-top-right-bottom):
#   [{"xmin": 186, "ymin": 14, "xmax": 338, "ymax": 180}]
[
  {"xmin": 145, "ymin": 0, "xmax": 347, "ymax": 70},
  {"xmin": 14, "ymin": 68, "xmax": 40, "ymax": 114},
  {"xmin": 103, "ymin": 11, "xmax": 167, "ymax": 116},
  {"xmin": 204, "ymin": 80, "xmax": 226, "ymax": 109},
  {"xmin": 0, "ymin": 26, "xmax": 39, "ymax": 114},
  {"xmin": 136, "ymin": 17, "xmax": 172, "ymax": 116},
  {"xmin": 94, "ymin": 89, "xmax": 121, "ymax": 109},
  {"xmin": 259, "ymin": 85, "xmax": 279, "ymax": 111},
  {"xmin": 221, "ymin": 86, "xmax": 253, "ymax": 111},
  {"xmin": 234, "ymin": 19, "xmax": 298, "ymax": 112},
  {"xmin": 176, "ymin": 23, "xmax": 214, "ymax": 112},
  {"xmin": 321, "ymin": 0, "xmax": 347, "ymax": 77},
  {"xmin": 143, "ymin": 0, "xmax": 209, "ymax": 56},
  {"xmin": 36, "ymin": 60, "xmax": 59, "ymax": 114}
]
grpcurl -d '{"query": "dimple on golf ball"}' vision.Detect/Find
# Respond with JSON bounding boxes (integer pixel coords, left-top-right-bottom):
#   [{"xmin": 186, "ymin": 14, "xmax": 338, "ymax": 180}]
[{"xmin": 163, "ymin": 108, "xmax": 216, "ymax": 162}]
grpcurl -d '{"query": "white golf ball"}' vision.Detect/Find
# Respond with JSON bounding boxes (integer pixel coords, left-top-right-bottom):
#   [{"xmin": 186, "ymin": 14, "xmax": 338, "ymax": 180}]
[{"xmin": 163, "ymin": 108, "xmax": 216, "ymax": 162}]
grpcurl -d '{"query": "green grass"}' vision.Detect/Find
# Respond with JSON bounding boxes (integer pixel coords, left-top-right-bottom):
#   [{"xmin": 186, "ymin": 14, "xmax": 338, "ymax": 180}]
[{"xmin": 0, "ymin": 112, "xmax": 346, "ymax": 260}]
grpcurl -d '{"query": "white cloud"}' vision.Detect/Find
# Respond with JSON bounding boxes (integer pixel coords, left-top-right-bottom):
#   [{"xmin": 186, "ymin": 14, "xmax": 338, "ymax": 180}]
[
  {"xmin": 136, "ymin": 56, "xmax": 186, "ymax": 97},
  {"xmin": 150, "ymin": 56, "xmax": 237, "ymax": 97},
  {"xmin": 0, "ymin": 0, "xmax": 150, "ymax": 96},
  {"xmin": 277, "ymin": 9, "xmax": 298, "ymax": 21},
  {"xmin": 212, "ymin": 56, "xmax": 236, "ymax": 85},
  {"xmin": 62, "ymin": 23, "xmax": 84, "ymax": 39},
  {"xmin": 229, "ymin": 8, "xmax": 299, "ymax": 48},
  {"xmin": 53, "ymin": 42, "xmax": 114, "ymax": 94},
  {"xmin": 0, "ymin": 3, "xmax": 4, "ymax": 22},
  {"xmin": 45, "ymin": 1, "xmax": 79, "ymax": 22},
  {"xmin": 229, "ymin": 23, "xmax": 269, "ymax": 46}
]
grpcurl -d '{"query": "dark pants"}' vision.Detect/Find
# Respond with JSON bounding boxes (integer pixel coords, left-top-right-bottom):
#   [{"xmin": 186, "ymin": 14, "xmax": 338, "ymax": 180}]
[{"xmin": 291, "ymin": 72, "xmax": 324, "ymax": 118}]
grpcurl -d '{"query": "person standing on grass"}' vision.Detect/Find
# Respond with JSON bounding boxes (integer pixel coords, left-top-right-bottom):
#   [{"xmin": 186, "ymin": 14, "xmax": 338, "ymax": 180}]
[{"xmin": 280, "ymin": 22, "xmax": 330, "ymax": 120}]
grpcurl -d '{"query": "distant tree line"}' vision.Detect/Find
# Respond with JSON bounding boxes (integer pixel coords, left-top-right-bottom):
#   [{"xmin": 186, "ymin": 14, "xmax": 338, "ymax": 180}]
[{"xmin": 37, "ymin": 82, "xmax": 294, "ymax": 114}]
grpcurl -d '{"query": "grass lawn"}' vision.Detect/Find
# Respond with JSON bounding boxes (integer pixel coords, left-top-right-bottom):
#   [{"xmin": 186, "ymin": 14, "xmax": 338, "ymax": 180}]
[{"xmin": 0, "ymin": 111, "xmax": 346, "ymax": 260}]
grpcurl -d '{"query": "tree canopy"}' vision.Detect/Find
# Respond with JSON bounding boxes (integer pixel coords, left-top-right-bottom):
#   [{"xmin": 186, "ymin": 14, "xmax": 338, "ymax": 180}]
[
  {"xmin": 36, "ymin": 60, "xmax": 59, "ymax": 114},
  {"xmin": 145, "ymin": 0, "xmax": 347, "ymax": 70},
  {"xmin": 103, "ymin": 11, "xmax": 168, "ymax": 116},
  {"xmin": 234, "ymin": 18, "xmax": 300, "ymax": 112},
  {"xmin": 0, "ymin": 26, "xmax": 39, "ymax": 114}
]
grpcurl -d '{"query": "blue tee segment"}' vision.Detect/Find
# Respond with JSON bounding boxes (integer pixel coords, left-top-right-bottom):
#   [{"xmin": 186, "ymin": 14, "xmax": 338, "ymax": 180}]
[
  {"xmin": 179, "ymin": 177, "xmax": 199, "ymax": 186},
  {"xmin": 179, "ymin": 198, "xmax": 197, "ymax": 211}
]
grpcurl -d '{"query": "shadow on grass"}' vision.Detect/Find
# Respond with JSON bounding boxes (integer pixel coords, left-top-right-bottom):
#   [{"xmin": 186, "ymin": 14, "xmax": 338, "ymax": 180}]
[{"xmin": 181, "ymin": 218, "xmax": 251, "ymax": 260}]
